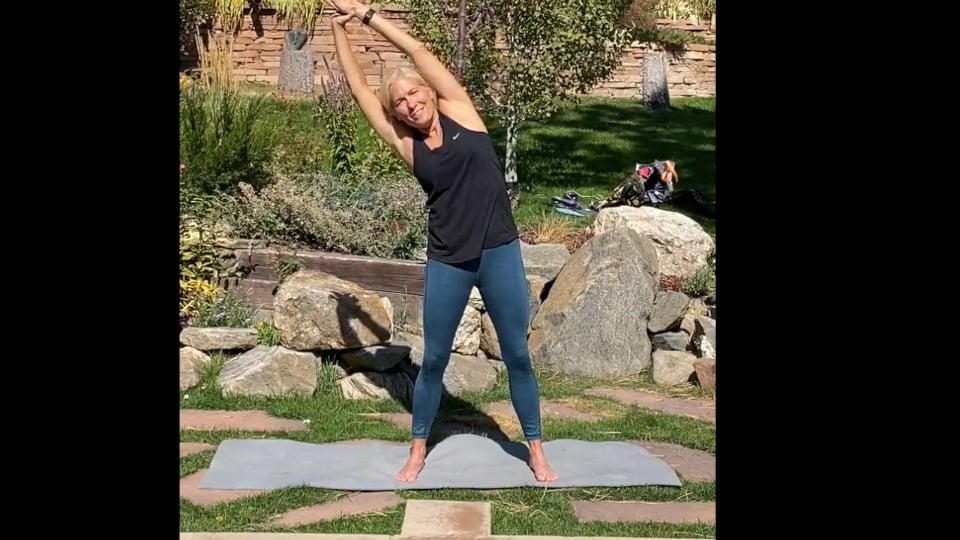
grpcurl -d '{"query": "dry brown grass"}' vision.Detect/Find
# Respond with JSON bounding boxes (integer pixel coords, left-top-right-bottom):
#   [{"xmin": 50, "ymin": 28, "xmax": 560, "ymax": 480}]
[
  {"xmin": 196, "ymin": 29, "xmax": 237, "ymax": 90},
  {"xmin": 519, "ymin": 213, "xmax": 594, "ymax": 253},
  {"xmin": 553, "ymin": 396, "xmax": 621, "ymax": 418}
]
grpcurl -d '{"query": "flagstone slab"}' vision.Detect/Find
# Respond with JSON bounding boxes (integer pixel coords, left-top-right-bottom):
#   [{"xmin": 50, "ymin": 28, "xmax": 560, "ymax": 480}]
[
  {"xmin": 573, "ymin": 501, "xmax": 715, "ymax": 524},
  {"xmin": 180, "ymin": 469, "xmax": 268, "ymax": 507},
  {"xmin": 400, "ymin": 500, "xmax": 491, "ymax": 538},
  {"xmin": 180, "ymin": 409, "xmax": 309, "ymax": 432},
  {"xmin": 629, "ymin": 441, "xmax": 715, "ymax": 482},
  {"xmin": 584, "ymin": 388, "xmax": 715, "ymax": 423},
  {"xmin": 270, "ymin": 492, "xmax": 404, "ymax": 527}
]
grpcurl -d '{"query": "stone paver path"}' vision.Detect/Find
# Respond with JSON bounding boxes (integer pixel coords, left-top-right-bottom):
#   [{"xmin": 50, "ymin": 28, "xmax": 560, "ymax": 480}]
[
  {"xmin": 367, "ymin": 397, "xmax": 609, "ymax": 442},
  {"xmin": 630, "ymin": 441, "xmax": 715, "ymax": 482},
  {"xmin": 181, "ymin": 469, "xmax": 268, "ymax": 507},
  {"xmin": 181, "ymin": 535, "xmax": 394, "ymax": 539},
  {"xmin": 485, "ymin": 400, "xmax": 600, "ymax": 422},
  {"xmin": 181, "ymin": 409, "xmax": 309, "ymax": 432},
  {"xmin": 181, "ymin": 442, "xmax": 216, "ymax": 457},
  {"xmin": 400, "ymin": 500, "xmax": 491, "ymax": 538},
  {"xmin": 180, "ymin": 404, "xmax": 715, "ymax": 535},
  {"xmin": 181, "ymin": 534, "xmax": 705, "ymax": 540},
  {"xmin": 363, "ymin": 412, "xmax": 512, "ymax": 441},
  {"xmin": 584, "ymin": 388, "xmax": 715, "ymax": 423},
  {"xmin": 484, "ymin": 399, "xmax": 602, "ymax": 438},
  {"xmin": 573, "ymin": 501, "xmax": 715, "ymax": 525},
  {"xmin": 270, "ymin": 492, "xmax": 403, "ymax": 527}
]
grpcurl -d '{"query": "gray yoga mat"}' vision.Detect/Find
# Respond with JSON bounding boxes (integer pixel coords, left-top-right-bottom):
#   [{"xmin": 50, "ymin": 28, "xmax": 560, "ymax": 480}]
[{"xmin": 199, "ymin": 433, "xmax": 682, "ymax": 491}]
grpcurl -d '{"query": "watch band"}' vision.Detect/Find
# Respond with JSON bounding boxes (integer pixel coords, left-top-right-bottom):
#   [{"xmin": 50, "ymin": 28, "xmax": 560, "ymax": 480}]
[{"xmin": 361, "ymin": 8, "xmax": 376, "ymax": 24}]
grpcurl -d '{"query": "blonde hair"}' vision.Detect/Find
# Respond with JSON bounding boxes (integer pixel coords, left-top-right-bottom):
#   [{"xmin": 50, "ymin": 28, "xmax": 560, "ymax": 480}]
[{"xmin": 378, "ymin": 66, "xmax": 434, "ymax": 113}]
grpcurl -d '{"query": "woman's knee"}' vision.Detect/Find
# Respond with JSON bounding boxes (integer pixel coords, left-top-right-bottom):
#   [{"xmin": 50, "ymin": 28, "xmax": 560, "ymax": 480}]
[
  {"xmin": 419, "ymin": 351, "xmax": 451, "ymax": 377},
  {"xmin": 499, "ymin": 339, "xmax": 531, "ymax": 363}
]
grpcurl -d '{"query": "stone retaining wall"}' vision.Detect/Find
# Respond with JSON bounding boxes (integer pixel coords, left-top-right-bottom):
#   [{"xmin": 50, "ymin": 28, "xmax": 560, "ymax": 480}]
[{"xmin": 181, "ymin": 6, "xmax": 715, "ymax": 99}]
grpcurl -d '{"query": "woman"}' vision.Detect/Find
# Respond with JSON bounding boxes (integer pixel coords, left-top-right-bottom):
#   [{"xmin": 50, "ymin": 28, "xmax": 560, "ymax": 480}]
[{"xmin": 328, "ymin": 0, "xmax": 558, "ymax": 483}]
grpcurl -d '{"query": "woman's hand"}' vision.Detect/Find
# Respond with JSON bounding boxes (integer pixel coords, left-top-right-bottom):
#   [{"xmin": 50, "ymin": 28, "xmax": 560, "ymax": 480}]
[
  {"xmin": 332, "ymin": 12, "xmax": 352, "ymax": 26},
  {"xmin": 329, "ymin": 0, "xmax": 364, "ymax": 17}
]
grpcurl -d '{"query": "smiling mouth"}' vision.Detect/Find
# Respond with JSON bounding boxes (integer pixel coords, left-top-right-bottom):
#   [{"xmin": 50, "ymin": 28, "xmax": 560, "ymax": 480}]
[{"xmin": 410, "ymin": 106, "xmax": 423, "ymax": 120}]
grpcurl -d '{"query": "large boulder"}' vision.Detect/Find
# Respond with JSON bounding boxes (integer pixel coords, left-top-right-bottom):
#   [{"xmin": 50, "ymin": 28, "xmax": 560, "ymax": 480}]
[
  {"xmin": 592, "ymin": 206, "xmax": 714, "ymax": 279},
  {"xmin": 273, "ymin": 269, "xmax": 393, "ymax": 351},
  {"xmin": 218, "ymin": 345, "xmax": 318, "ymax": 397},
  {"xmin": 527, "ymin": 227, "xmax": 659, "ymax": 376}
]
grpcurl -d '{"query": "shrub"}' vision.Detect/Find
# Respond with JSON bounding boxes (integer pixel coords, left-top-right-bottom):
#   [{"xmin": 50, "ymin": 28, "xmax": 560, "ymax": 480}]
[
  {"xmin": 680, "ymin": 264, "xmax": 715, "ymax": 297},
  {"xmin": 191, "ymin": 287, "xmax": 256, "ymax": 328},
  {"xmin": 518, "ymin": 212, "xmax": 595, "ymax": 253},
  {"xmin": 222, "ymin": 172, "xmax": 429, "ymax": 260},
  {"xmin": 179, "ymin": 84, "xmax": 277, "ymax": 195},
  {"xmin": 315, "ymin": 70, "xmax": 410, "ymax": 180}
]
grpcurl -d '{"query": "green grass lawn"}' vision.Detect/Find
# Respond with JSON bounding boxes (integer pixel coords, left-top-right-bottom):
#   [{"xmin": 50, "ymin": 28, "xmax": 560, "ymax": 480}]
[
  {"xmin": 181, "ymin": 361, "xmax": 716, "ymax": 537},
  {"xmin": 491, "ymin": 97, "xmax": 716, "ymax": 237},
  {"xmin": 251, "ymin": 88, "xmax": 716, "ymax": 238}
]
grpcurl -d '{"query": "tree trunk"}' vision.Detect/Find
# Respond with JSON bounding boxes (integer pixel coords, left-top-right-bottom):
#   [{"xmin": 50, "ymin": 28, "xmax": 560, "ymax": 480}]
[
  {"xmin": 641, "ymin": 51, "xmax": 670, "ymax": 109},
  {"xmin": 504, "ymin": 112, "xmax": 520, "ymax": 209},
  {"xmin": 278, "ymin": 28, "xmax": 315, "ymax": 96}
]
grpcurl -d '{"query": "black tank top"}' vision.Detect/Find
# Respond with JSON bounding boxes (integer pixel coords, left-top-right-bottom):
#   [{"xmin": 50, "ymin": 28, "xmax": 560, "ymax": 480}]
[{"xmin": 411, "ymin": 111, "xmax": 518, "ymax": 264}]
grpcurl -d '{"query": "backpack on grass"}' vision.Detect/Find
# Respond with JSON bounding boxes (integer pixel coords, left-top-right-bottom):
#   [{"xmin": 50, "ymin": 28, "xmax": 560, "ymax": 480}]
[
  {"xmin": 591, "ymin": 160, "xmax": 716, "ymax": 218},
  {"xmin": 592, "ymin": 160, "xmax": 679, "ymax": 210}
]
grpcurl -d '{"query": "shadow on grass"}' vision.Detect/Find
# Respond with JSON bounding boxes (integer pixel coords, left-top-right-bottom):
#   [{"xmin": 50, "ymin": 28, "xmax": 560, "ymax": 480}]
[{"xmin": 486, "ymin": 98, "xmax": 715, "ymax": 199}]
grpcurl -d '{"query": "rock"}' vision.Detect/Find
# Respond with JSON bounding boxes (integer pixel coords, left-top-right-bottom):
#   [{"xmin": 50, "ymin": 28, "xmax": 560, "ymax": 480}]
[
  {"xmin": 273, "ymin": 269, "xmax": 393, "ymax": 351},
  {"xmin": 648, "ymin": 291, "xmax": 691, "ymax": 333},
  {"xmin": 467, "ymin": 287, "xmax": 484, "ymax": 311},
  {"xmin": 693, "ymin": 316, "xmax": 716, "ymax": 353},
  {"xmin": 693, "ymin": 358, "xmax": 716, "ymax": 390},
  {"xmin": 452, "ymin": 305, "xmax": 481, "ymax": 355},
  {"xmin": 338, "ymin": 345, "xmax": 410, "ymax": 372},
  {"xmin": 338, "ymin": 371, "xmax": 414, "ymax": 404},
  {"xmin": 390, "ymin": 331, "xmax": 424, "ymax": 365},
  {"xmin": 679, "ymin": 313, "xmax": 697, "ymax": 336},
  {"xmin": 696, "ymin": 334, "xmax": 716, "ymax": 358},
  {"xmin": 651, "ymin": 350, "xmax": 698, "ymax": 386},
  {"xmin": 277, "ymin": 29, "xmax": 315, "ymax": 95},
  {"xmin": 479, "ymin": 311, "xmax": 501, "ymax": 360},
  {"xmin": 179, "ymin": 327, "xmax": 258, "ymax": 351},
  {"xmin": 486, "ymin": 357, "xmax": 506, "ymax": 373},
  {"xmin": 527, "ymin": 227, "xmax": 659, "ymax": 376},
  {"xmin": 526, "ymin": 275, "xmax": 548, "ymax": 324},
  {"xmin": 651, "ymin": 331, "xmax": 689, "ymax": 352},
  {"xmin": 409, "ymin": 351, "xmax": 499, "ymax": 396},
  {"xmin": 180, "ymin": 346, "xmax": 210, "ymax": 390},
  {"xmin": 218, "ymin": 345, "xmax": 318, "ymax": 397},
  {"xmin": 686, "ymin": 298, "xmax": 709, "ymax": 318},
  {"xmin": 592, "ymin": 206, "xmax": 715, "ymax": 279},
  {"xmin": 521, "ymin": 242, "xmax": 570, "ymax": 281}
]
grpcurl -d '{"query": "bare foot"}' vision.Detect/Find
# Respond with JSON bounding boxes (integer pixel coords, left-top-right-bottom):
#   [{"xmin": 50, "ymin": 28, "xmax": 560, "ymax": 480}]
[
  {"xmin": 528, "ymin": 442, "xmax": 559, "ymax": 482},
  {"xmin": 395, "ymin": 444, "xmax": 427, "ymax": 482}
]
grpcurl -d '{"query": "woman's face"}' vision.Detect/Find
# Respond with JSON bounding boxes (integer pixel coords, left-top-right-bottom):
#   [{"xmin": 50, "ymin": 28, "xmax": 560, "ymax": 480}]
[{"xmin": 388, "ymin": 77, "xmax": 435, "ymax": 130}]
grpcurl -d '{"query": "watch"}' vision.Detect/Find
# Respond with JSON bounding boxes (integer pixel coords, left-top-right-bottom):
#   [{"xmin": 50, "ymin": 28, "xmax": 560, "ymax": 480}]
[{"xmin": 361, "ymin": 8, "xmax": 376, "ymax": 24}]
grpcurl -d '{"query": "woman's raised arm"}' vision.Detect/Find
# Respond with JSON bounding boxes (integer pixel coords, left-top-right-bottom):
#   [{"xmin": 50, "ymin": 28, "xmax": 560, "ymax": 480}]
[
  {"xmin": 330, "ymin": 12, "xmax": 410, "ymax": 162},
  {"xmin": 330, "ymin": 0, "xmax": 485, "ymax": 131}
]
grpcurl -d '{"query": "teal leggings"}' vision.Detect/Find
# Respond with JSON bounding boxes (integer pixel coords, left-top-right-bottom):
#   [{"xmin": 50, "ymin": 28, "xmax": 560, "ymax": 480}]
[{"xmin": 412, "ymin": 238, "xmax": 543, "ymax": 440}]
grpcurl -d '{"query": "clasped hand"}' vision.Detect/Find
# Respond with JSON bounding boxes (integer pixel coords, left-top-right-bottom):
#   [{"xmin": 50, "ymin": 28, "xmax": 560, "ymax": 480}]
[{"xmin": 328, "ymin": 0, "xmax": 362, "ymax": 16}]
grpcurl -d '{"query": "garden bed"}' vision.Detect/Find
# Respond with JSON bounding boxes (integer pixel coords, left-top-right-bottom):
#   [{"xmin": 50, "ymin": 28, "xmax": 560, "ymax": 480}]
[{"xmin": 218, "ymin": 239, "xmax": 428, "ymax": 327}]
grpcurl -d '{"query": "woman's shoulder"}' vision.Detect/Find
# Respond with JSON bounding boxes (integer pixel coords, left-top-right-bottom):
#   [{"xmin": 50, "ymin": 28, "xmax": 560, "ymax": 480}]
[{"xmin": 438, "ymin": 99, "xmax": 488, "ymax": 134}]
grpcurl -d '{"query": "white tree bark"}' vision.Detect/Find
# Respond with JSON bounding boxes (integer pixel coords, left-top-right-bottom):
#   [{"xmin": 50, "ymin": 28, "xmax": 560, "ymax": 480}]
[{"xmin": 504, "ymin": 112, "xmax": 520, "ymax": 207}]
